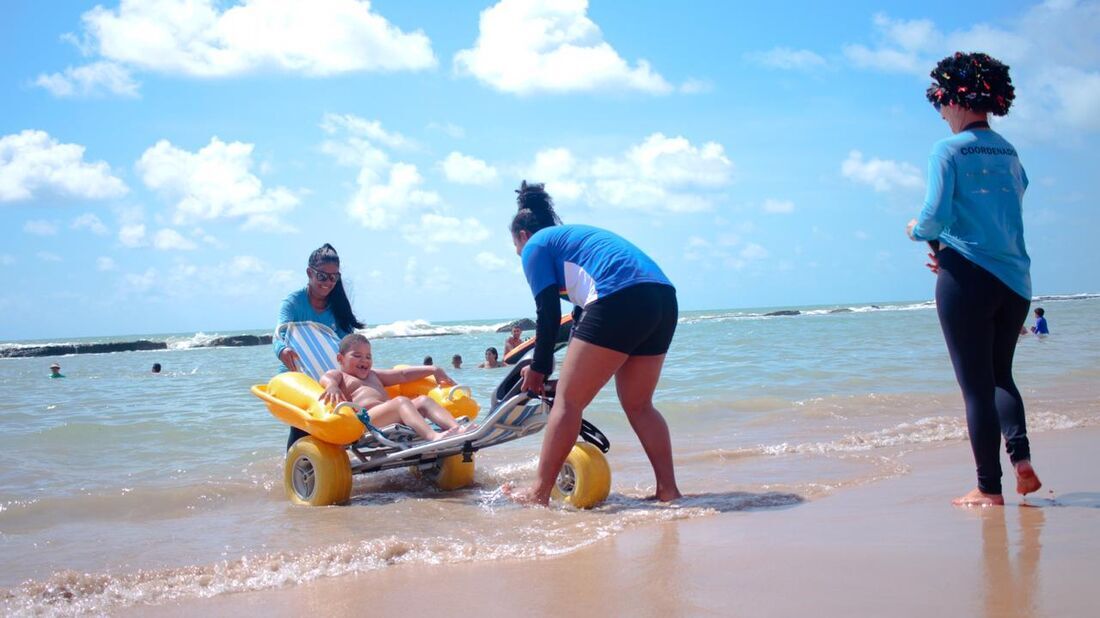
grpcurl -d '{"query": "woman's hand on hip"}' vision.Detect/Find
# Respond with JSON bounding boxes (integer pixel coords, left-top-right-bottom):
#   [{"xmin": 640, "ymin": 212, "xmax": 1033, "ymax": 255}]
[{"xmin": 925, "ymin": 251, "xmax": 940, "ymax": 275}]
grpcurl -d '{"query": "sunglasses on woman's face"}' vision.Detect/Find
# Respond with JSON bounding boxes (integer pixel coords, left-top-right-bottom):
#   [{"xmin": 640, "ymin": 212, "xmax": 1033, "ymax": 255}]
[{"xmin": 309, "ymin": 267, "xmax": 341, "ymax": 283}]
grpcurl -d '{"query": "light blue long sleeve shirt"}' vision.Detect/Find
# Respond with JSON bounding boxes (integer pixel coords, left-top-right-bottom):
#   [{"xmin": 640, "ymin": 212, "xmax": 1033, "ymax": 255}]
[
  {"xmin": 272, "ymin": 287, "xmax": 351, "ymax": 362},
  {"xmin": 912, "ymin": 128, "xmax": 1031, "ymax": 299}
]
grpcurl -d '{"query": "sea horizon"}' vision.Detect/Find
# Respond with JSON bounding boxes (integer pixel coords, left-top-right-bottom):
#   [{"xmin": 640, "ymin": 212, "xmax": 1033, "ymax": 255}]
[{"xmin": 6, "ymin": 291, "xmax": 1096, "ymax": 347}]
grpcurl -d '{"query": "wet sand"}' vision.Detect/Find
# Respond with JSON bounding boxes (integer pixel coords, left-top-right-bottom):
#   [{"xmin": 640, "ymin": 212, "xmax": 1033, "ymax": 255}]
[{"xmin": 139, "ymin": 426, "xmax": 1100, "ymax": 617}]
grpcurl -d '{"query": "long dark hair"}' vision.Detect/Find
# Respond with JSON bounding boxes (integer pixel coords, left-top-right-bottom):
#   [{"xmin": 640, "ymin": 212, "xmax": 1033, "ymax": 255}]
[
  {"xmin": 510, "ymin": 180, "xmax": 561, "ymax": 237},
  {"xmin": 309, "ymin": 243, "xmax": 365, "ymax": 333}
]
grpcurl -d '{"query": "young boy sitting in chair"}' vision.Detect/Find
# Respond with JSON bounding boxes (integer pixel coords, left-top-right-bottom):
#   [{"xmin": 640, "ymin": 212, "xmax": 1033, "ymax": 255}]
[{"xmin": 319, "ymin": 334, "xmax": 469, "ymax": 441}]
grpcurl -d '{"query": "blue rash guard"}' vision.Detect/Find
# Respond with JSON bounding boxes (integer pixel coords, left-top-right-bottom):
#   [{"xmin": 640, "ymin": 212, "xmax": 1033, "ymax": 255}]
[
  {"xmin": 521, "ymin": 224, "xmax": 672, "ymax": 373},
  {"xmin": 272, "ymin": 287, "xmax": 352, "ymax": 363},
  {"xmin": 1034, "ymin": 316, "xmax": 1049, "ymax": 335},
  {"xmin": 911, "ymin": 127, "xmax": 1031, "ymax": 300},
  {"xmin": 522, "ymin": 224, "xmax": 672, "ymax": 307}
]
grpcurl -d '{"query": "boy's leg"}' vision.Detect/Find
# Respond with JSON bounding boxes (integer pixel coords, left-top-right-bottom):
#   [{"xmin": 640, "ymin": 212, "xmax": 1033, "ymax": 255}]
[
  {"xmin": 368, "ymin": 397, "xmax": 444, "ymax": 440},
  {"xmin": 412, "ymin": 395, "xmax": 460, "ymax": 430}
]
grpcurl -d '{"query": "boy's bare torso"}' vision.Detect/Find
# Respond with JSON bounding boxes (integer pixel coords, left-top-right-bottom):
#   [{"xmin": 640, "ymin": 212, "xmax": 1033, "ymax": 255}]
[{"xmin": 340, "ymin": 370, "xmax": 389, "ymax": 409}]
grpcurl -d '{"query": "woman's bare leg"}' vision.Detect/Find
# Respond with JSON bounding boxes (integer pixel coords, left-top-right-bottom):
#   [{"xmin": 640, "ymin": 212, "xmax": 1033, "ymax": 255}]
[
  {"xmin": 368, "ymin": 396, "xmax": 445, "ymax": 441},
  {"xmin": 506, "ymin": 339, "xmax": 628, "ymax": 506},
  {"xmin": 615, "ymin": 354, "xmax": 681, "ymax": 501}
]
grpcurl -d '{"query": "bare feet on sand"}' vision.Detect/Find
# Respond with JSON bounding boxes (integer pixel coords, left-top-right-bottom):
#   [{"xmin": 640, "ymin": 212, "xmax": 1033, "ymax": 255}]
[
  {"xmin": 644, "ymin": 490, "xmax": 683, "ymax": 502},
  {"xmin": 952, "ymin": 488, "xmax": 1005, "ymax": 507},
  {"xmin": 1015, "ymin": 460, "xmax": 1042, "ymax": 495}
]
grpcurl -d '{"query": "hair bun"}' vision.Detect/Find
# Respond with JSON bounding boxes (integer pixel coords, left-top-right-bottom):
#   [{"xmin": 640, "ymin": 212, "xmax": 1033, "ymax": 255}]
[{"xmin": 515, "ymin": 180, "xmax": 548, "ymax": 211}]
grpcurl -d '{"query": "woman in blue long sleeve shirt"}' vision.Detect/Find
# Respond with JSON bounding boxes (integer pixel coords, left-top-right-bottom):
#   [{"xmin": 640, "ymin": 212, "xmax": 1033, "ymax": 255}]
[
  {"xmin": 274, "ymin": 243, "xmax": 365, "ymax": 448},
  {"xmin": 907, "ymin": 52, "xmax": 1041, "ymax": 506}
]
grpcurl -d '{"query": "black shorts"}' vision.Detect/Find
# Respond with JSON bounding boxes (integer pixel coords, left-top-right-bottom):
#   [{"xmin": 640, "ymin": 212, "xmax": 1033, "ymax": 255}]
[{"xmin": 571, "ymin": 283, "xmax": 678, "ymax": 355}]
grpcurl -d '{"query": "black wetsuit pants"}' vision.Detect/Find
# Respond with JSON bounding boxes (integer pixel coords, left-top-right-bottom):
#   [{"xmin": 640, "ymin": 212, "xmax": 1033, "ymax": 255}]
[
  {"xmin": 935, "ymin": 248, "xmax": 1031, "ymax": 495},
  {"xmin": 287, "ymin": 427, "xmax": 307, "ymax": 450}
]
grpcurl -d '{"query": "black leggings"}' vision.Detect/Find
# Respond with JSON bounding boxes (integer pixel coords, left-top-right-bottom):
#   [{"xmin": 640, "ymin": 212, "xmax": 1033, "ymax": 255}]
[{"xmin": 935, "ymin": 248, "xmax": 1031, "ymax": 495}]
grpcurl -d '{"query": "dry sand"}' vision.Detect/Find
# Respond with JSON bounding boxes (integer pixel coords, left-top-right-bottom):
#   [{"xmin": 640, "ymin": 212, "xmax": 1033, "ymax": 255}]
[{"xmin": 138, "ymin": 426, "xmax": 1100, "ymax": 617}]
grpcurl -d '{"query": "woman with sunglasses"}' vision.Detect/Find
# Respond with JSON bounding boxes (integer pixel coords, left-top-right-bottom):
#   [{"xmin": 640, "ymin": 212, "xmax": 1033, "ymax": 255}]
[
  {"xmin": 503, "ymin": 181, "xmax": 681, "ymax": 506},
  {"xmin": 906, "ymin": 52, "xmax": 1040, "ymax": 506},
  {"xmin": 274, "ymin": 243, "xmax": 365, "ymax": 449}
]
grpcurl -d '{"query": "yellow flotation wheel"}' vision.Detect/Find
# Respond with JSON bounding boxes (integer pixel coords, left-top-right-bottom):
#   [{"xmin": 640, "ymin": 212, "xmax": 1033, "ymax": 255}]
[
  {"xmin": 551, "ymin": 442, "xmax": 611, "ymax": 509},
  {"xmin": 284, "ymin": 437, "xmax": 353, "ymax": 506},
  {"xmin": 415, "ymin": 454, "xmax": 475, "ymax": 491}
]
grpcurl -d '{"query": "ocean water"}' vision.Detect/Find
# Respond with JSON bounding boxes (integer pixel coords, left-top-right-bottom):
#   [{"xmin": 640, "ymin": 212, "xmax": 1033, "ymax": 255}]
[{"xmin": 1, "ymin": 296, "xmax": 1098, "ymax": 615}]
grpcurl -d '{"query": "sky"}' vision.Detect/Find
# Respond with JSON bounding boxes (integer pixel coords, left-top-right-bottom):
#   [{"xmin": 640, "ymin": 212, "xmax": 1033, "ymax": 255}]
[{"xmin": 2, "ymin": 0, "xmax": 1098, "ymax": 340}]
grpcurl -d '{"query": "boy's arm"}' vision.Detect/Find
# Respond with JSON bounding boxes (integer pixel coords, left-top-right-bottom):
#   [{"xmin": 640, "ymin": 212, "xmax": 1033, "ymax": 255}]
[
  {"xmin": 318, "ymin": 370, "xmax": 347, "ymax": 404},
  {"xmin": 375, "ymin": 365, "xmax": 455, "ymax": 387}
]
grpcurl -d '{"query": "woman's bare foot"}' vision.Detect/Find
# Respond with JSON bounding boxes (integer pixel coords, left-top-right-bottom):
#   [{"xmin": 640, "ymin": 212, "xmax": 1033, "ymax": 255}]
[
  {"xmin": 1015, "ymin": 460, "xmax": 1042, "ymax": 495},
  {"xmin": 644, "ymin": 489, "xmax": 682, "ymax": 502},
  {"xmin": 501, "ymin": 482, "xmax": 549, "ymax": 507},
  {"xmin": 952, "ymin": 488, "xmax": 1005, "ymax": 507}
]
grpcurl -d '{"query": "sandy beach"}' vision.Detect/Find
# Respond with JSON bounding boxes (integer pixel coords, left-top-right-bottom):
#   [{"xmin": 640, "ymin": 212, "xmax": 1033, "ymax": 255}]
[{"xmin": 134, "ymin": 425, "xmax": 1100, "ymax": 617}]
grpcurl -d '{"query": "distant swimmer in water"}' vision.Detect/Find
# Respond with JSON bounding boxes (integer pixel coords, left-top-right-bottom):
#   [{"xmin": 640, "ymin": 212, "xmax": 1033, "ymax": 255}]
[
  {"xmin": 423, "ymin": 355, "xmax": 433, "ymax": 366},
  {"xmin": 452, "ymin": 354, "xmax": 462, "ymax": 369},
  {"xmin": 478, "ymin": 347, "xmax": 503, "ymax": 368},
  {"xmin": 907, "ymin": 52, "xmax": 1040, "ymax": 506},
  {"xmin": 152, "ymin": 363, "xmax": 162, "ymax": 374},
  {"xmin": 503, "ymin": 325, "xmax": 524, "ymax": 357},
  {"xmin": 319, "ymin": 334, "xmax": 469, "ymax": 442},
  {"xmin": 49, "ymin": 362, "xmax": 64, "ymax": 378},
  {"xmin": 1030, "ymin": 308, "xmax": 1049, "ymax": 336}
]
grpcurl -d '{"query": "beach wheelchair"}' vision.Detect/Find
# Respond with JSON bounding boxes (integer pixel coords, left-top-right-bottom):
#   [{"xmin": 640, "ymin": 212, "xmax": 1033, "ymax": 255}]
[{"xmin": 251, "ymin": 318, "xmax": 612, "ymax": 508}]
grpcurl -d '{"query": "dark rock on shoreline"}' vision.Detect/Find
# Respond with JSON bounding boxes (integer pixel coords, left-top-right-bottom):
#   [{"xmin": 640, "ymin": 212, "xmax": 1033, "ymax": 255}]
[
  {"xmin": 204, "ymin": 334, "xmax": 273, "ymax": 347},
  {"xmin": 0, "ymin": 340, "xmax": 168, "ymax": 358},
  {"xmin": 829, "ymin": 308, "xmax": 853, "ymax": 313},
  {"xmin": 764, "ymin": 310, "xmax": 801, "ymax": 317},
  {"xmin": 496, "ymin": 318, "xmax": 536, "ymax": 333}
]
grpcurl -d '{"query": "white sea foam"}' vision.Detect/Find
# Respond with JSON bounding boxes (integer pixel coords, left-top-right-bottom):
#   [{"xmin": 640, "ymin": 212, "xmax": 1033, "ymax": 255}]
[
  {"xmin": 360, "ymin": 319, "xmax": 508, "ymax": 339},
  {"xmin": 165, "ymin": 332, "xmax": 221, "ymax": 349}
]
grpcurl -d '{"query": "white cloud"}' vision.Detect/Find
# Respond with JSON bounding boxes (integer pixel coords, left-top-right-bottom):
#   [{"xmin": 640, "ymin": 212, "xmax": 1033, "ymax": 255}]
[
  {"xmin": 402, "ymin": 256, "xmax": 451, "ymax": 293},
  {"xmin": 322, "ymin": 115, "xmax": 441, "ymax": 230},
  {"xmin": 119, "ymin": 223, "xmax": 146, "ymax": 248},
  {"xmin": 683, "ymin": 235, "xmax": 767, "ymax": 270},
  {"xmin": 401, "ymin": 213, "xmax": 491, "ymax": 251},
  {"xmin": 137, "ymin": 137, "xmax": 299, "ymax": 230},
  {"xmin": 441, "ymin": 152, "xmax": 498, "ymax": 185},
  {"xmin": 24, "ymin": 220, "xmax": 58, "ymax": 235},
  {"xmin": 841, "ymin": 6, "xmax": 1100, "ymax": 135},
  {"xmin": 37, "ymin": 251, "xmax": 64, "ymax": 262},
  {"xmin": 475, "ymin": 251, "xmax": 509, "ymax": 271},
  {"xmin": 745, "ymin": 47, "xmax": 827, "ymax": 71},
  {"xmin": 60, "ymin": 0, "xmax": 434, "ymax": 94},
  {"xmin": 321, "ymin": 113, "xmax": 414, "ymax": 150},
  {"xmin": 0, "ymin": 130, "xmax": 128, "ymax": 202},
  {"xmin": 153, "ymin": 228, "xmax": 197, "ymax": 250},
  {"xmin": 841, "ymin": 150, "xmax": 922, "ymax": 192},
  {"xmin": 679, "ymin": 78, "xmax": 714, "ymax": 94},
  {"xmin": 125, "ymin": 267, "xmax": 158, "ymax": 291},
  {"xmin": 427, "ymin": 122, "xmax": 466, "ymax": 139},
  {"xmin": 71, "ymin": 212, "xmax": 109, "ymax": 235},
  {"xmin": 97, "ymin": 256, "xmax": 116, "ymax": 271},
  {"xmin": 528, "ymin": 133, "xmax": 734, "ymax": 213},
  {"xmin": 34, "ymin": 61, "xmax": 139, "ymax": 98},
  {"xmin": 740, "ymin": 243, "xmax": 769, "ymax": 261},
  {"xmin": 454, "ymin": 0, "xmax": 672, "ymax": 95},
  {"xmin": 762, "ymin": 199, "xmax": 795, "ymax": 214}
]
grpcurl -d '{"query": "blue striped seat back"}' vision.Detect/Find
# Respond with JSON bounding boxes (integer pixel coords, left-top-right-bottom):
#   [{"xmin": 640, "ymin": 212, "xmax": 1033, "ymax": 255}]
[{"xmin": 277, "ymin": 322, "xmax": 342, "ymax": 381}]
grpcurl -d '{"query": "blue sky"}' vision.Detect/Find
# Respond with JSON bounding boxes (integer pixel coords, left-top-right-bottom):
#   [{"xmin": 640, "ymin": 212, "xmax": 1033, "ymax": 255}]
[{"xmin": 2, "ymin": 0, "xmax": 1098, "ymax": 340}]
